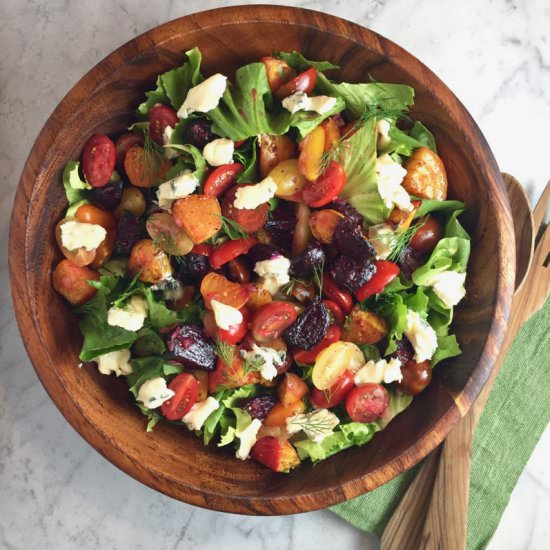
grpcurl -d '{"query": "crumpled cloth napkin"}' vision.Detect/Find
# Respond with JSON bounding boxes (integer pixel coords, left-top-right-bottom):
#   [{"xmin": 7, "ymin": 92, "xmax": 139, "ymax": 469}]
[{"xmin": 331, "ymin": 297, "xmax": 550, "ymax": 550}]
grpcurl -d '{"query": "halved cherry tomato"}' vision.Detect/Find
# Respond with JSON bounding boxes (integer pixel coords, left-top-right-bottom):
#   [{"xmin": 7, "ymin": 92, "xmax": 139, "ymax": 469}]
[
  {"xmin": 55, "ymin": 217, "xmax": 99, "ymax": 267},
  {"xmin": 322, "ymin": 274, "xmax": 354, "ymax": 314},
  {"xmin": 115, "ymin": 132, "xmax": 144, "ymax": 170},
  {"xmin": 217, "ymin": 308, "xmax": 250, "ymax": 345},
  {"xmin": 251, "ymin": 301, "xmax": 298, "ymax": 343},
  {"xmin": 354, "ymin": 261, "xmax": 400, "ymax": 301},
  {"xmin": 191, "ymin": 243, "xmax": 212, "ymax": 256},
  {"xmin": 345, "ymin": 383, "xmax": 389, "ymax": 423},
  {"xmin": 52, "ymin": 259, "xmax": 99, "ymax": 306},
  {"xmin": 222, "ymin": 186, "xmax": 270, "ymax": 233},
  {"xmin": 310, "ymin": 370, "xmax": 354, "ymax": 409},
  {"xmin": 75, "ymin": 204, "xmax": 117, "ymax": 230},
  {"xmin": 322, "ymin": 117, "xmax": 341, "ymax": 152},
  {"xmin": 323, "ymin": 299, "xmax": 345, "ymax": 324},
  {"xmin": 302, "ymin": 161, "xmax": 346, "ymax": 208},
  {"xmin": 148, "ymin": 104, "xmax": 178, "ymax": 145},
  {"xmin": 204, "ymin": 163, "xmax": 244, "ymax": 197},
  {"xmin": 82, "ymin": 133, "xmax": 116, "ymax": 187},
  {"xmin": 259, "ymin": 134, "xmax": 297, "ymax": 178},
  {"xmin": 161, "ymin": 373, "xmax": 199, "ymax": 421},
  {"xmin": 298, "ymin": 126, "xmax": 325, "ymax": 181},
  {"xmin": 275, "ymin": 67, "xmax": 317, "ymax": 100},
  {"xmin": 293, "ymin": 325, "xmax": 342, "ymax": 364},
  {"xmin": 261, "ymin": 56, "xmax": 296, "ymax": 92},
  {"xmin": 208, "ymin": 356, "xmax": 260, "ymax": 393},
  {"xmin": 209, "ymin": 236, "xmax": 256, "ymax": 270}
]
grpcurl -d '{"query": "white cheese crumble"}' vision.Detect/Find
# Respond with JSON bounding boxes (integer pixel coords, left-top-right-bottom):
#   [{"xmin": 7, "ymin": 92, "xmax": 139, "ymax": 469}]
[
  {"xmin": 286, "ymin": 409, "xmax": 340, "ymax": 444},
  {"xmin": 182, "ymin": 397, "xmax": 220, "ymax": 430},
  {"xmin": 281, "ymin": 92, "xmax": 337, "ymax": 115},
  {"xmin": 137, "ymin": 377, "xmax": 174, "ymax": 410},
  {"xmin": 354, "ymin": 357, "xmax": 403, "ymax": 385},
  {"xmin": 367, "ymin": 223, "xmax": 397, "ymax": 260},
  {"xmin": 60, "ymin": 221, "xmax": 106, "ymax": 251},
  {"xmin": 233, "ymin": 177, "xmax": 277, "ymax": 210},
  {"xmin": 253, "ymin": 255, "xmax": 291, "ymax": 295},
  {"xmin": 210, "ymin": 299, "xmax": 243, "ymax": 330},
  {"xmin": 376, "ymin": 118, "xmax": 392, "ymax": 149},
  {"xmin": 203, "ymin": 138, "xmax": 234, "ymax": 166},
  {"xmin": 162, "ymin": 125, "xmax": 179, "ymax": 159},
  {"xmin": 235, "ymin": 418, "xmax": 263, "ymax": 460},
  {"xmin": 423, "ymin": 271, "xmax": 467, "ymax": 308},
  {"xmin": 376, "ymin": 154, "xmax": 412, "ymax": 212},
  {"xmin": 240, "ymin": 344, "xmax": 286, "ymax": 381},
  {"xmin": 157, "ymin": 171, "xmax": 199, "ymax": 210},
  {"xmin": 404, "ymin": 310, "xmax": 438, "ymax": 363},
  {"xmin": 177, "ymin": 73, "xmax": 227, "ymax": 118},
  {"xmin": 94, "ymin": 349, "xmax": 133, "ymax": 377},
  {"xmin": 107, "ymin": 295, "xmax": 148, "ymax": 332}
]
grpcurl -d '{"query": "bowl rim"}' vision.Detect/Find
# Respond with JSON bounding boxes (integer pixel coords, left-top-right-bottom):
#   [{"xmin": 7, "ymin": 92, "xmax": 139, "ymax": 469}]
[{"xmin": 9, "ymin": 4, "xmax": 515, "ymax": 514}]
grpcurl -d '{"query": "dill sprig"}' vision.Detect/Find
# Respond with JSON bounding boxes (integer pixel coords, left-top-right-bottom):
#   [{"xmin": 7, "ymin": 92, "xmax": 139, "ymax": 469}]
[
  {"xmin": 140, "ymin": 132, "xmax": 164, "ymax": 181},
  {"xmin": 386, "ymin": 219, "xmax": 427, "ymax": 263},
  {"xmin": 312, "ymin": 259, "xmax": 325, "ymax": 296},
  {"xmin": 219, "ymin": 216, "xmax": 248, "ymax": 241},
  {"xmin": 242, "ymin": 355, "xmax": 264, "ymax": 376},
  {"xmin": 287, "ymin": 410, "xmax": 338, "ymax": 436},
  {"xmin": 111, "ymin": 272, "xmax": 141, "ymax": 308},
  {"xmin": 213, "ymin": 338, "xmax": 235, "ymax": 367}
]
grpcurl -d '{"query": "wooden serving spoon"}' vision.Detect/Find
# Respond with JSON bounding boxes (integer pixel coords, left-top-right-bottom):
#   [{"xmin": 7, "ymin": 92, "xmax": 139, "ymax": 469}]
[{"xmin": 382, "ymin": 174, "xmax": 549, "ymax": 550}]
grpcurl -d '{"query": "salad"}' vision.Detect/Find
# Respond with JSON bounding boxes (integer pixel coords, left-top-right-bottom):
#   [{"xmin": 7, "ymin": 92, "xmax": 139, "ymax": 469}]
[{"xmin": 52, "ymin": 49, "xmax": 470, "ymax": 472}]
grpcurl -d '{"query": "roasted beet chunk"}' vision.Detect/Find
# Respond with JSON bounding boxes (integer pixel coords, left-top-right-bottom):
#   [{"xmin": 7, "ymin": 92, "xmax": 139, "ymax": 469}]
[
  {"xmin": 328, "ymin": 198, "xmax": 363, "ymax": 227},
  {"xmin": 333, "ymin": 217, "xmax": 375, "ymax": 260},
  {"xmin": 263, "ymin": 202, "xmax": 296, "ymax": 251},
  {"xmin": 167, "ymin": 324, "xmax": 216, "ymax": 371},
  {"xmin": 389, "ymin": 337, "xmax": 414, "ymax": 365},
  {"xmin": 89, "ymin": 179, "xmax": 123, "ymax": 211},
  {"xmin": 284, "ymin": 300, "xmax": 330, "ymax": 350},
  {"xmin": 247, "ymin": 243, "xmax": 284, "ymax": 264},
  {"xmin": 330, "ymin": 255, "xmax": 376, "ymax": 293},
  {"xmin": 241, "ymin": 395, "xmax": 277, "ymax": 421},
  {"xmin": 186, "ymin": 118, "xmax": 215, "ymax": 148},
  {"xmin": 398, "ymin": 246, "xmax": 425, "ymax": 279},
  {"xmin": 176, "ymin": 253, "xmax": 211, "ymax": 283},
  {"xmin": 114, "ymin": 211, "xmax": 141, "ymax": 255},
  {"xmin": 289, "ymin": 241, "xmax": 326, "ymax": 279}
]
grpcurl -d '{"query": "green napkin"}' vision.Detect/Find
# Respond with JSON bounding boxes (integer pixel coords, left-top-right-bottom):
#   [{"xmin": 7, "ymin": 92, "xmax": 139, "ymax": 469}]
[{"xmin": 331, "ymin": 296, "xmax": 550, "ymax": 550}]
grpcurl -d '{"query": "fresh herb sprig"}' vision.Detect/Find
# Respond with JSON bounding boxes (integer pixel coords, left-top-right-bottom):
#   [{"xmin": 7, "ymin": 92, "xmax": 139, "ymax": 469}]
[
  {"xmin": 287, "ymin": 410, "xmax": 337, "ymax": 437},
  {"xmin": 213, "ymin": 338, "xmax": 235, "ymax": 367},
  {"xmin": 386, "ymin": 219, "xmax": 427, "ymax": 263},
  {"xmin": 219, "ymin": 216, "xmax": 248, "ymax": 241},
  {"xmin": 111, "ymin": 273, "xmax": 141, "ymax": 308}
]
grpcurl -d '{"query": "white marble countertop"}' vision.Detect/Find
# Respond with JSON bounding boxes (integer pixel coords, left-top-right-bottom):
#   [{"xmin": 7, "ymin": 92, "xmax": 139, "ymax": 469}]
[{"xmin": 1, "ymin": 1, "xmax": 549, "ymax": 548}]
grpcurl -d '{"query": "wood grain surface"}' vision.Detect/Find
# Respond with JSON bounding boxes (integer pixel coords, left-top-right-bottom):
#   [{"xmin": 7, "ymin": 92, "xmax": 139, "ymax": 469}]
[{"xmin": 8, "ymin": 5, "xmax": 515, "ymax": 514}]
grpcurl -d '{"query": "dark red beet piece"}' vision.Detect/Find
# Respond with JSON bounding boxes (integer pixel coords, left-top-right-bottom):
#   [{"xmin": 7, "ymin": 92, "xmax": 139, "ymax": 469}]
[
  {"xmin": 89, "ymin": 179, "xmax": 123, "ymax": 211},
  {"xmin": 330, "ymin": 255, "xmax": 376, "ymax": 293},
  {"xmin": 176, "ymin": 253, "xmax": 211, "ymax": 283},
  {"xmin": 283, "ymin": 300, "xmax": 329, "ymax": 350},
  {"xmin": 327, "ymin": 198, "xmax": 362, "ymax": 227},
  {"xmin": 241, "ymin": 395, "xmax": 277, "ymax": 420},
  {"xmin": 186, "ymin": 119, "xmax": 215, "ymax": 148},
  {"xmin": 114, "ymin": 211, "xmax": 141, "ymax": 256},
  {"xmin": 289, "ymin": 241, "xmax": 326, "ymax": 278},
  {"xmin": 167, "ymin": 325, "xmax": 216, "ymax": 371},
  {"xmin": 333, "ymin": 217, "xmax": 375, "ymax": 260}
]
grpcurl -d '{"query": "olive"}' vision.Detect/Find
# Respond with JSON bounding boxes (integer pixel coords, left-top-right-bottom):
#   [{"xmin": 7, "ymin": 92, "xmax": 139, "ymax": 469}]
[{"xmin": 226, "ymin": 258, "xmax": 251, "ymax": 284}]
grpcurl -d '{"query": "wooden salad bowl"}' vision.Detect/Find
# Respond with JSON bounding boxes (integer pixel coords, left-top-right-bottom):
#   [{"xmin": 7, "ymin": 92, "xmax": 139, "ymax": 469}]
[{"xmin": 9, "ymin": 5, "xmax": 515, "ymax": 514}]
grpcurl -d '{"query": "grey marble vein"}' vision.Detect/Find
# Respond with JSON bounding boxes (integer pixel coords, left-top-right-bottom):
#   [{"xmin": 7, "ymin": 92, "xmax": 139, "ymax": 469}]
[{"xmin": 1, "ymin": 1, "xmax": 549, "ymax": 549}]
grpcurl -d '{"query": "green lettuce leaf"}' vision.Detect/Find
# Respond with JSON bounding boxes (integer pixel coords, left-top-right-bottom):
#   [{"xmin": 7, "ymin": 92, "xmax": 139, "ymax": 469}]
[
  {"xmin": 137, "ymin": 47, "xmax": 203, "ymax": 115},
  {"xmin": 409, "ymin": 121, "xmax": 437, "ymax": 151},
  {"xmin": 131, "ymin": 327, "xmax": 166, "ymax": 357},
  {"xmin": 62, "ymin": 160, "xmax": 91, "ymax": 212},
  {"xmin": 136, "ymin": 403, "xmax": 163, "ymax": 432},
  {"xmin": 316, "ymin": 76, "xmax": 415, "ymax": 119},
  {"xmin": 294, "ymin": 422, "xmax": 378, "ymax": 463},
  {"xmin": 376, "ymin": 390, "xmax": 414, "ymax": 429},
  {"xmin": 337, "ymin": 118, "xmax": 389, "ymax": 225},
  {"xmin": 366, "ymin": 292, "xmax": 408, "ymax": 355},
  {"xmin": 233, "ymin": 137, "xmax": 259, "ymax": 183},
  {"xmin": 162, "ymin": 142, "xmax": 207, "ymax": 184},
  {"xmin": 127, "ymin": 356, "xmax": 182, "ymax": 397},
  {"xmin": 276, "ymin": 51, "xmax": 339, "ymax": 73},
  {"xmin": 414, "ymin": 199, "xmax": 465, "ymax": 218},
  {"xmin": 383, "ymin": 120, "xmax": 437, "ymax": 157},
  {"xmin": 432, "ymin": 333, "xmax": 462, "ymax": 367},
  {"xmin": 76, "ymin": 276, "xmax": 138, "ymax": 361}
]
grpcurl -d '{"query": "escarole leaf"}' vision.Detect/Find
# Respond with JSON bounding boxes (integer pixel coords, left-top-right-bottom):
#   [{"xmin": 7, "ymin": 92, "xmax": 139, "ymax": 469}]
[
  {"xmin": 276, "ymin": 51, "xmax": 339, "ymax": 73},
  {"xmin": 233, "ymin": 138, "xmax": 259, "ymax": 183},
  {"xmin": 138, "ymin": 47, "xmax": 203, "ymax": 115},
  {"xmin": 383, "ymin": 120, "xmax": 437, "ymax": 157},
  {"xmin": 62, "ymin": 160, "xmax": 91, "ymax": 214},
  {"xmin": 337, "ymin": 118, "xmax": 389, "ymax": 225},
  {"xmin": 127, "ymin": 356, "xmax": 182, "ymax": 397}
]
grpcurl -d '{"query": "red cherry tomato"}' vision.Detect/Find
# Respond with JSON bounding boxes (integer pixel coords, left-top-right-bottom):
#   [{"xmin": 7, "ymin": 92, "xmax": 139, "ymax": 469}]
[
  {"xmin": 275, "ymin": 67, "xmax": 318, "ymax": 100},
  {"xmin": 302, "ymin": 161, "xmax": 346, "ymax": 208},
  {"xmin": 322, "ymin": 274, "xmax": 354, "ymax": 314},
  {"xmin": 191, "ymin": 243, "xmax": 212, "ymax": 256},
  {"xmin": 310, "ymin": 370, "xmax": 355, "ymax": 409},
  {"xmin": 217, "ymin": 308, "xmax": 250, "ymax": 345},
  {"xmin": 345, "ymin": 383, "xmax": 390, "ymax": 423},
  {"xmin": 222, "ymin": 186, "xmax": 270, "ymax": 233},
  {"xmin": 204, "ymin": 163, "xmax": 244, "ymax": 197},
  {"xmin": 354, "ymin": 261, "xmax": 400, "ymax": 302},
  {"xmin": 322, "ymin": 299, "xmax": 345, "ymax": 324},
  {"xmin": 293, "ymin": 325, "xmax": 341, "ymax": 364},
  {"xmin": 82, "ymin": 133, "xmax": 116, "ymax": 187},
  {"xmin": 251, "ymin": 301, "xmax": 298, "ymax": 343},
  {"xmin": 209, "ymin": 236, "xmax": 256, "ymax": 270},
  {"xmin": 160, "ymin": 373, "xmax": 199, "ymax": 421},
  {"xmin": 115, "ymin": 132, "xmax": 144, "ymax": 170},
  {"xmin": 148, "ymin": 104, "xmax": 178, "ymax": 145}
]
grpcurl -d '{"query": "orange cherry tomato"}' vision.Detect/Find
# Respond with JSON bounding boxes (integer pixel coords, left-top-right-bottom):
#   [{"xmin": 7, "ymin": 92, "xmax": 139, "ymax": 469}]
[
  {"xmin": 278, "ymin": 373, "xmax": 309, "ymax": 407},
  {"xmin": 200, "ymin": 272, "xmax": 249, "ymax": 310},
  {"xmin": 75, "ymin": 204, "xmax": 117, "ymax": 230},
  {"xmin": 260, "ymin": 56, "xmax": 296, "ymax": 92},
  {"xmin": 52, "ymin": 259, "xmax": 99, "ymax": 306}
]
